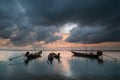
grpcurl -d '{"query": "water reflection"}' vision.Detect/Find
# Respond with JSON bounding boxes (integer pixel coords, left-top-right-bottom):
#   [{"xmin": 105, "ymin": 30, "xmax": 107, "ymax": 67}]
[
  {"xmin": 0, "ymin": 51, "xmax": 120, "ymax": 80},
  {"xmin": 72, "ymin": 55, "xmax": 104, "ymax": 64},
  {"xmin": 61, "ymin": 59, "xmax": 73, "ymax": 77},
  {"xmin": 24, "ymin": 56, "xmax": 42, "ymax": 65}
]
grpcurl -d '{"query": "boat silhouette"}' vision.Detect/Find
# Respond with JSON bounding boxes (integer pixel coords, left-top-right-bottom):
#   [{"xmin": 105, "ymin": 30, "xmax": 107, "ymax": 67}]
[
  {"xmin": 71, "ymin": 50, "xmax": 103, "ymax": 59},
  {"xmin": 24, "ymin": 50, "xmax": 42, "ymax": 64}
]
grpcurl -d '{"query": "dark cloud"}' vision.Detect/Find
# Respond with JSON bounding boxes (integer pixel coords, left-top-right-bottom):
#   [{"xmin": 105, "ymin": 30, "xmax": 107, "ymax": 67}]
[
  {"xmin": 0, "ymin": 0, "xmax": 120, "ymax": 46},
  {"xmin": 10, "ymin": 26, "xmax": 62, "ymax": 46},
  {"xmin": 66, "ymin": 25, "xmax": 120, "ymax": 44},
  {"xmin": 34, "ymin": 26, "xmax": 62, "ymax": 43},
  {"xmin": 19, "ymin": 0, "xmax": 120, "ymax": 26},
  {"xmin": 0, "ymin": 0, "xmax": 62, "ymax": 46}
]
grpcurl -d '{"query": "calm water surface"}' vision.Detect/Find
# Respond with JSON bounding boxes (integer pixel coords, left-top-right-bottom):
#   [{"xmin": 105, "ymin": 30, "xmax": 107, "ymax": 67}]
[{"xmin": 0, "ymin": 50, "xmax": 120, "ymax": 80}]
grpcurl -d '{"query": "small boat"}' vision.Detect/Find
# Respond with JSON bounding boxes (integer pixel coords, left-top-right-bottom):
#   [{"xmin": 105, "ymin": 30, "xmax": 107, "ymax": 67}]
[
  {"xmin": 47, "ymin": 53, "xmax": 54, "ymax": 64},
  {"xmin": 48, "ymin": 53, "xmax": 54, "ymax": 61},
  {"xmin": 52, "ymin": 53, "xmax": 61, "ymax": 63},
  {"xmin": 71, "ymin": 50, "xmax": 103, "ymax": 59},
  {"xmin": 25, "ymin": 50, "xmax": 42, "ymax": 59},
  {"xmin": 52, "ymin": 53, "xmax": 61, "ymax": 59},
  {"xmin": 24, "ymin": 50, "xmax": 42, "ymax": 64},
  {"xmin": 47, "ymin": 53, "xmax": 61, "ymax": 64}
]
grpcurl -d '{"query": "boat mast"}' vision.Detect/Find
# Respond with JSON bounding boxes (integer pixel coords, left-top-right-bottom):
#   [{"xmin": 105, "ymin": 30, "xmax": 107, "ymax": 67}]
[
  {"xmin": 34, "ymin": 48, "xmax": 36, "ymax": 53},
  {"xmin": 84, "ymin": 43, "xmax": 88, "ymax": 54}
]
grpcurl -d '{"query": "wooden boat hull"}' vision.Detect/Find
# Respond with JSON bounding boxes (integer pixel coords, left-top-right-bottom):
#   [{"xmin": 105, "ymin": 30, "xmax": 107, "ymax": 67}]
[
  {"xmin": 71, "ymin": 51, "xmax": 100, "ymax": 59},
  {"xmin": 53, "ymin": 54, "xmax": 61, "ymax": 59},
  {"xmin": 26, "ymin": 50, "xmax": 42, "ymax": 59},
  {"xmin": 24, "ymin": 50, "xmax": 42, "ymax": 64}
]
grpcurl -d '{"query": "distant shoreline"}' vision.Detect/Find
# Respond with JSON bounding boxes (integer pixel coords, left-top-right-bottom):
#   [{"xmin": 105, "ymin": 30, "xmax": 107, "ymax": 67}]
[{"xmin": 0, "ymin": 49, "xmax": 120, "ymax": 51}]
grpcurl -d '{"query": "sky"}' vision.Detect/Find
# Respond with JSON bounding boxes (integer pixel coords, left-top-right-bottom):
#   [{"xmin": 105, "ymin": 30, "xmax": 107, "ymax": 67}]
[{"xmin": 0, "ymin": 0, "xmax": 120, "ymax": 49}]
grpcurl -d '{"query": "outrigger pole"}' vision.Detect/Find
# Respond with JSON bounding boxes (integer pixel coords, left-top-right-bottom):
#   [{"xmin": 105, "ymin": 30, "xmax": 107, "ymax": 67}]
[
  {"xmin": 103, "ymin": 54, "xmax": 118, "ymax": 61},
  {"xmin": 9, "ymin": 54, "xmax": 24, "ymax": 61}
]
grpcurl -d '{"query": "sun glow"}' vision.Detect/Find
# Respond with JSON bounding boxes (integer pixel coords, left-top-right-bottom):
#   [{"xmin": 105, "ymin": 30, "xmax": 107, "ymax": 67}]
[{"xmin": 60, "ymin": 23, "xmax": 78, "ymax": 34}]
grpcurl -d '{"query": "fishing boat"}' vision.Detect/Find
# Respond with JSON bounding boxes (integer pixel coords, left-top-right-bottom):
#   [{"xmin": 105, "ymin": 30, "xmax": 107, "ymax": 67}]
[
  {"xmin": 24, "ymin": 50, "xmax": 42, "ymax": 64},
  {"xmin": 71, "ymin": 50, "xmax": 103, "ymax": 59},
  {"xmin": 52, "ymin": 53, "xmax": 61, "ymax": 59},
  {"xmin": 9, "ymin": 50, "xmax": 42, "ymax": 65},
  {"xmin": 47, "ymin": 52, "xmax": 61, "ymax": 64},
  {"xmin": 25, "ymin": 50, "xmax": 42, "ymax": 59}
]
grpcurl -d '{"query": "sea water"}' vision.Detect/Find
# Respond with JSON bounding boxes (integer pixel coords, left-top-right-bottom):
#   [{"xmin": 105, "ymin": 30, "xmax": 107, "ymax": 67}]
[{"xmin": 0, "ymin": 50, "xmax": 120, "ymax": 80}]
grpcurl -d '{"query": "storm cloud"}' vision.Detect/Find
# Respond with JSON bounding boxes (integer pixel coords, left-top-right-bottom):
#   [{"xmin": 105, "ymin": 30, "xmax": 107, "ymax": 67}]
[
  {"xmin": 0, "ymin": 0, "xmax": 120, "ymax": 46},
  {"xmin": 66, "ymin": 26, "xmax": 120, "ymax": 44}
]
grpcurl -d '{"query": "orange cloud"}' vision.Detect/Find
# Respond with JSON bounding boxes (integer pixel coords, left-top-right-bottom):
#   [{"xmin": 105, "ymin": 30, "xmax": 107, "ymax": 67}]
[
  {"xmin": 44, "ymin": 33, "xmax": 120, "ymax": 50},
  {"xmin": 0, "ymin": 33, "xmax": 120, "ymax": 50},
  {"xmin": 0, "ymin": 39, "xmax": 10, "ymax": 45}
]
